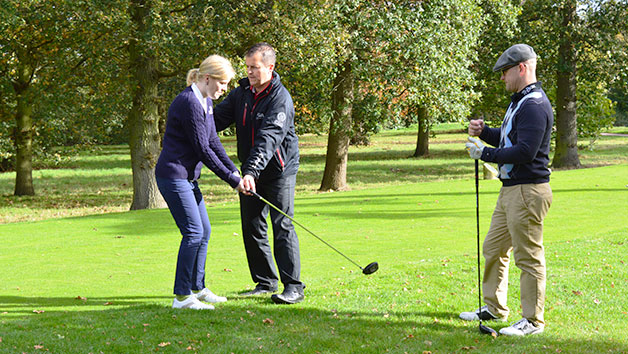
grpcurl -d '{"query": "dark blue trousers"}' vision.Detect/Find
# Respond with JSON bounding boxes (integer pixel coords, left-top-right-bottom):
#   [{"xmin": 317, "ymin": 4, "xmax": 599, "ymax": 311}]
[
  {"xmin": 156, "ymin": 177, "xmax": 211, "ymax": 295},
  {"xmin": 239, "ymin": 173, "xmax": 303, "ymax": 292}
]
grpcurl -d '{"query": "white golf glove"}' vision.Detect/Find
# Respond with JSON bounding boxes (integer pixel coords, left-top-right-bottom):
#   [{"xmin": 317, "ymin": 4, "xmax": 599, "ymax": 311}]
[{"xmin": 465, "ymin": 137, "xmax": 485, "ymax": 159}]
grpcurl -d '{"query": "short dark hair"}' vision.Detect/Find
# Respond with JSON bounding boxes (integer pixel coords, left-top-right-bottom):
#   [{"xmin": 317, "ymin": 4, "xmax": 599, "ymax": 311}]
[{"xmin": 246, "ymin": 42, "xmax": 276, "ymax": 66}]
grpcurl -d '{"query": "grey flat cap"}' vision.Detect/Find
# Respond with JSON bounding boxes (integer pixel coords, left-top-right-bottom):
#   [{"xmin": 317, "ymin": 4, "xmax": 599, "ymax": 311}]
[{"xmin": 493, "ymin": 44, "xmax": 537, "ymax": 72}]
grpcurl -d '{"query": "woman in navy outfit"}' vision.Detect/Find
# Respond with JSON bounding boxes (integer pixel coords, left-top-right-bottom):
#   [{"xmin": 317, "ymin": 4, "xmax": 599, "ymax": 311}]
[{"xmin": 155, "ymin": 55, "xmax": 247, "ymax": 310}]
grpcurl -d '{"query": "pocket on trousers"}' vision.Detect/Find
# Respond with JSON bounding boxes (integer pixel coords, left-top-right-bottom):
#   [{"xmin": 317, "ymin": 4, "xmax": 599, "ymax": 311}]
[{"xmin": 521, "ymin": 183, "xmax": 551, "ymax": 223}]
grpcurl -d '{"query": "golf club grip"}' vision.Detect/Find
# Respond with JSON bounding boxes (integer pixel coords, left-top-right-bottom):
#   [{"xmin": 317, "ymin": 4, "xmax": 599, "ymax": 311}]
[{"xmin": 247, "ymin": 191, "xmax": 363, "ymax": 269}]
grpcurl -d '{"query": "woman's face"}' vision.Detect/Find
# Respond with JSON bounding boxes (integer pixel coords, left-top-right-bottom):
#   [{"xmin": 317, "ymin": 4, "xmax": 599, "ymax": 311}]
[{"xmin": 205, "ymin": 76, "xmax": 230, "ymax": 100}]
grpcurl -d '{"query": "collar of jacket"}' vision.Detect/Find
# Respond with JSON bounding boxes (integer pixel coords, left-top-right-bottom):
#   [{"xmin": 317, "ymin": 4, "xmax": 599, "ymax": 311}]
[
  {"xmin": 511, "ymin": 82, "xmax": 542, "ymax": 103},
  {"xmin": 238, "ymin": 71, "xmax": 282, "ymax": 95}
]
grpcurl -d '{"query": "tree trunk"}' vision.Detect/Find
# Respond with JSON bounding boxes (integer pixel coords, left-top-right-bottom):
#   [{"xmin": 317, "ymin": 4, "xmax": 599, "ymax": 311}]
[
  {"xmin": 128, "ymin": 0, "xmax": 166, "ymax": 210},
  {"xmin": 552, "ymin": 0, "xmax": 581, "ymax": 169},
  {"xmin": 413, "ymin": 106, "xmax": 429, "ymax": 157},
  {"xmin": 320, "ymin": 58, "xmax": 353, "ymax": 191},
  {"xmin": 12, "ymin": 51, "xmax": 35, "ymax": 196}
]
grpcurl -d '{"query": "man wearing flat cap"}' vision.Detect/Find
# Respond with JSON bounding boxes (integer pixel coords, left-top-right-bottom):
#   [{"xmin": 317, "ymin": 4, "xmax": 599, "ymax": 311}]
[{"xmin": 459, "ymin": 43, "xmax": 554, "ymax": 336}]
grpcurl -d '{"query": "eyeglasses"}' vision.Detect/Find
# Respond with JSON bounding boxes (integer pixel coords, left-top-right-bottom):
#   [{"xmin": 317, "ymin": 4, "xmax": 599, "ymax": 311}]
[{"xmin": 502, "ymin": 63, "xmax": 527, "ymax": 75}]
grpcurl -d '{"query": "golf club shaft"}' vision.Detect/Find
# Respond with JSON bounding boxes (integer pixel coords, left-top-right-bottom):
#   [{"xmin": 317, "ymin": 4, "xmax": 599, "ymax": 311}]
[
  {"xmin": 247, "ymin": 191, "xmax": 364, "ymax": 270},
  {"xmin": 475, "ymin": 160, "xmax": 482, "ymax": 317}
]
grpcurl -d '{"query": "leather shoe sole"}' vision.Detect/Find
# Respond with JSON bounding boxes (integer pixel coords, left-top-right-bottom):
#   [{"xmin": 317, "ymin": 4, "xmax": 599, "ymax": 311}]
[
  {"xmin": 240, "ymin": 287, "xmax": 278, "ymax": 296},
  {"xmin": 271, "ymin": 292, "xmax": 304, "ymax": 304}
]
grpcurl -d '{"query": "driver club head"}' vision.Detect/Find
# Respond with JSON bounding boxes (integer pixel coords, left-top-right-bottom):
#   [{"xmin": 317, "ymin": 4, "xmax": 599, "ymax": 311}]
[
  {"xmin": 362, "ymin": 262, "xmax": 379, "ymax": 275},
  {"xmin": 479, "ymin": 323, "xmax": 498, "ymax": 338}
]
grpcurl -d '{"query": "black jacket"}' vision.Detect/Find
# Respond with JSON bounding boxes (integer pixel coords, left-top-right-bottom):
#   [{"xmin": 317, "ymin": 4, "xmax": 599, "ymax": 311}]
[{"xmin": 214, "ymin": 72, "xmax": 299, "ymax": 180}]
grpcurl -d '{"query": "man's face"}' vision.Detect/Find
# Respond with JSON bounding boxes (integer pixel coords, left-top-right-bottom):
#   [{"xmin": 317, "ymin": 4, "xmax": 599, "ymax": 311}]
[
  {"xmin": 246, "ymin": 52, "xmax": 274, "ymax": 90},
  {"xmin": 500, "ymin": 64, "xmax": 521, "ymax": 93}
]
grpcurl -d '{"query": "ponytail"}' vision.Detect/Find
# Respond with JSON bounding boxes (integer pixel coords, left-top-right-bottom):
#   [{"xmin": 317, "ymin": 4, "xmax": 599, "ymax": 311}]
[{"xmin": 186, "ymin": 68, "xmax": 200, "ymax": 86}]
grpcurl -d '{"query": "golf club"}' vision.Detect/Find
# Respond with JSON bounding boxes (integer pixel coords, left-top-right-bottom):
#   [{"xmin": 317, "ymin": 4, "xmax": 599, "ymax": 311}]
[
  {"xmin": 246, "ymin": 190, "xmax": 378, "ymax": 275},
  {"xmin": 475, "ymin": 160, "xmax": 499, "ymax": 337}
]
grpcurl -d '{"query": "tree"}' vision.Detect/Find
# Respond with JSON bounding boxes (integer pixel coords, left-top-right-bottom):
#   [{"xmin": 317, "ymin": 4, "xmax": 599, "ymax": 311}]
[
  {"xmin": 126, "ymin": 0, "xmax": 170, "ymax": 210},
  {"xmin": 518, "ymin": 0, "xmax": 628, "ymax": 168},
  {"xmin": 0, "ymin": 1, "xmax": 91, "ymax": 195},
  {"xmin": 383, "ymin": 0, "xmax": 488, "ymax": 157},
  {"xmin": 123, "ymin": 0, "xmax": 287, "ymax": 209},
  {"xmin": 321, "ymin": 57, "xmax": 354, "ymax": 190},
  {"xmin": 470, "ymin": 0, "xmax": 521, "ymax": 126},
  {"xmin": 229, "ymin": 0, "xmax": 356, "ymax": 191},
  {"xmin": 553, "ymin": 0, "xmax": 581, "ymax": 168},
  {"xmin": 121, "ymin": 0, "xmax": 244, "ymax": 210},
  {"xmin": 316, "ymin": 1, "xmax": 362, "ymax": 191},
  {"xmin": 268, "ymin": 0, "xmax": 486, "ymax": 189}
]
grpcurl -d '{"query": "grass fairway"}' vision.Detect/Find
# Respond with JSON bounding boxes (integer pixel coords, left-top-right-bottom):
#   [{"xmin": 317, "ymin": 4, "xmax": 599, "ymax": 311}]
[
  {"xmin": 1, "ymin": 164, "xmax": 627, "ymax": 353},
  {"xmin": 3, "ymin": 124, "xmax": 627, "ymax": 224}
]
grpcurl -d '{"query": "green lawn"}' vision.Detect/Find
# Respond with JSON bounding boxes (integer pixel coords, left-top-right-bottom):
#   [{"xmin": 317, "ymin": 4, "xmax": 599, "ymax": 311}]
[
  {"xmin": 2, "ymin": 123, "xmax": 627, "ymax": 224},
  {"xmin": 1, "ymin": 160, "xmax": 627, "ymax": 352}
]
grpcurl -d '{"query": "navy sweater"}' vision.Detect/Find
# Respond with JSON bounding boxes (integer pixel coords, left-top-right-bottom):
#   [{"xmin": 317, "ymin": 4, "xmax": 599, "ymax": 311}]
[
  {"xmin": 155, "ymin": 86, "xmax": 241, "ymax": 188},
  {"xmin": 480, "ymin": 82, "xmax": 553, "ymax": 186}
]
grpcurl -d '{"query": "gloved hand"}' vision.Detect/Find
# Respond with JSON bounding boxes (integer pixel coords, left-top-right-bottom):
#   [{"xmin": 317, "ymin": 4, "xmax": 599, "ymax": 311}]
[{"xmin": 465, "ymin": 137, "xmax": 485, "ymax": 159}]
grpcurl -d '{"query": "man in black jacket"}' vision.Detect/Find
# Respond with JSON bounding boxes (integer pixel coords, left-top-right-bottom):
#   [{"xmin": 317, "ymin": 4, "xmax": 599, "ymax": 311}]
[
  {"xmin": 460, "ymin": 44, "xmax": 553, "ymax": 335},
  {"xmin": 214, "ymin": 42, "xmax": 304, "ymax": 304}
]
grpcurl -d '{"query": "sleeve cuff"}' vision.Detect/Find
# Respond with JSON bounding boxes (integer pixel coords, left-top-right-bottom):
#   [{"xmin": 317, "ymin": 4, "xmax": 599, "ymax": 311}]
[{"xmin": 227, "ymin": 174, "xmax": 241, "ymax": 189}]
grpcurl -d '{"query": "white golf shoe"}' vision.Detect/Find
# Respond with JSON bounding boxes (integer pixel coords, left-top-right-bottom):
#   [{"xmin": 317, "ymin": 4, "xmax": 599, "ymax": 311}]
[
  {"xmin": 172, "ymin": 296, "xmax": 214, "ymax": 310},
  {"xmin": 499, "ymin": 318, "xmax": 544, "ymax": 336},
  {"xmin": 196, "ymin": 288, "xmax": 227, "ymax": 303}
]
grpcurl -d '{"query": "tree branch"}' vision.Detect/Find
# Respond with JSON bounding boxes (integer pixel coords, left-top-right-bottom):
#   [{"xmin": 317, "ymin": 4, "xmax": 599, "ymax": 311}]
[
  {"xmin": 31, "ymin": 38, "xmax": 55, "ymax": 51},
  {"xmin": 156, "ymin": 67, "xmax": 180, "ymax": 78},
  {"xmin": 162, "ymin": 3, "xmax": 194, "ymax": 15},
  {"xmin": 72, "ymin": 56, "xmax": 89, "ymax": 71}
]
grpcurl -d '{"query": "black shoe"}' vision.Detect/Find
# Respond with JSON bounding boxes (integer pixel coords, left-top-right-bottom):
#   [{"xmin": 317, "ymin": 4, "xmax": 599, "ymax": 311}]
[
  {"xmin": 271, "ymin": 289, "xmax": 304, "ymax": 304},
  {"xmin": 459, "ymin": 305, "xmax": 507, "ymax": 322},
  {"xmin": 240, "ymin": 284, "xmax": 278, "ymax": 296}
]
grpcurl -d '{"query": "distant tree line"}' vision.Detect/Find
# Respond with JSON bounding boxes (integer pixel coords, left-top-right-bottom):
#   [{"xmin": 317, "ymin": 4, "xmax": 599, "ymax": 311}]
[{"xmin": 1, "ymin": 0, "xmax": 626, "ymax": 206}]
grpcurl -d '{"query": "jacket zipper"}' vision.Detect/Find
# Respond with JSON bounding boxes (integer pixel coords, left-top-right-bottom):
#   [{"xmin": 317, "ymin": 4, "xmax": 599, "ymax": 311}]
[
  {"xmin": 276, "ymin": 148, "xmax": 285, "ymax": 169},
  {"xmin": 242, "ymin": 103, "xmax": 248, "ymax": 126},
  {"xmin": 249, "ymin": 84, "xmax": 273, "ymax": 147}
]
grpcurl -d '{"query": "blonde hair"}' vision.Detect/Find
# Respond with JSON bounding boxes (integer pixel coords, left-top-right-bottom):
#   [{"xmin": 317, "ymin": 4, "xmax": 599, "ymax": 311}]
[{"xmin": 186, "ymin": 55, "xmax": 235, "ymax": 86}]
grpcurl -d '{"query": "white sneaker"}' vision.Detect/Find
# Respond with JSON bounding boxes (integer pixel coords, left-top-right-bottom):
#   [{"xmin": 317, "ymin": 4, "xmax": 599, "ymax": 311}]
[
  {"xmin": 172, "ymin": 296, "xmax": 214, "ymax": 310},
  {"xmin": 499, "ymin": 318, "xmax": 544, "ymax": 336},
  {"xmin": 459, "ymin": 305, "xmax": 507, "ymax": 322},
  {"xmin": 196, "ymin": 288, "xmax": 227, "ymax": 303}
]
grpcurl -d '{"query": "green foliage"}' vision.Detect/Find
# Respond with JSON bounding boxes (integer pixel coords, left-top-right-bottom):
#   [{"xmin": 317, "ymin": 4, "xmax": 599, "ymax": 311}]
[
  {"xmin": 577, "ymin": 81, "xmax": 616, "ymax": 148},
  {"xmin": 0, "ymin": 0, "xmax": 133, "ymax": 172},
  {"xmin": 0, "ymin": 0, "xmax": 625, "ymax": 179},
  {"xmin": 517, "ymin": 0, "xmax": 628, "ymax": 136},
  {"xmin": 609, "ymin": 85, "xmax": 628, "ymax": 126},
  {"xmin": 390, "ymin": 0, "xmax": 486, "ymax": 124},
  {"xmin": 470, "ymin": 0, "xmax": 521, "ymax": 123},
  {"xmin": 473, "ymin": 0, "xmax": 627, "ymax": 142}
]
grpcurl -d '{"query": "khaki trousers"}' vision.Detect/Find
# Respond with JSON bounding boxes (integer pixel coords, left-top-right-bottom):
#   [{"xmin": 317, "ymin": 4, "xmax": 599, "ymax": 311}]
[{"xmin": 482, "ymin": 183, "xmax": 552, "ymax": 326}]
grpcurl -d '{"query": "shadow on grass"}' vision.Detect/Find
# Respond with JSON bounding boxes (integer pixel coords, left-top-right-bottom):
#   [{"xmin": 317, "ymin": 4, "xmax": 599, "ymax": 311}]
[
  {"xmin": 298, "ymin": 148, "xmax": 470, "ymax": 164},
  {"xmin": 74, "ymin": 158, "xmax": 130, "ymax": 171},
  {"xmin": 295, "ymin": 187, "xmax": 627, "ymax": 203},
  {"xmin": 0, "ymin": 298, "xmax": 625, "ymax": 353},
  {"xmin": 0, "ymin": 295, "xmax": 171, "ymax": 314}
]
